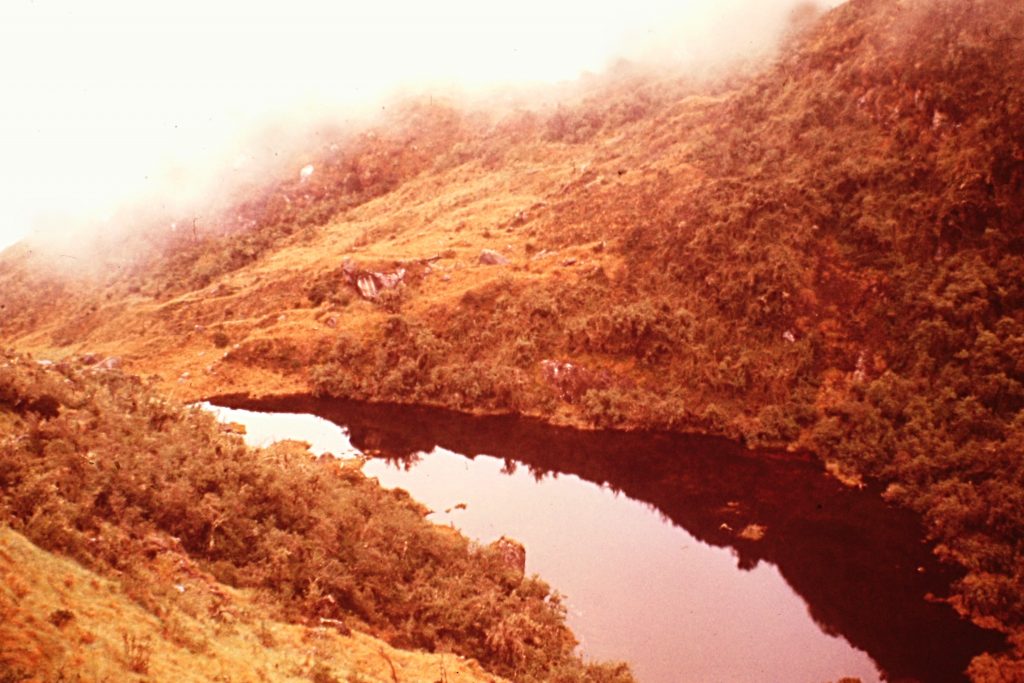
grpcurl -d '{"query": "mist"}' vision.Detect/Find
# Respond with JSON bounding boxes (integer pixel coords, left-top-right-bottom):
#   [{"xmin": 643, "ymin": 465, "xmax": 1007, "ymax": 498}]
[{"xmin": 0, "ymin": 0, "xmax": 842, "ymax": 255}]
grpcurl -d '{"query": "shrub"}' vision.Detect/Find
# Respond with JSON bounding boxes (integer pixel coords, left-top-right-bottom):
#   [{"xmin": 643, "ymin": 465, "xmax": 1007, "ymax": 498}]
[
  {"xmin": 211, "ymin": 330, "xmax": 230, "ymax": 348},
  {"xmin": 0, "ymin": 351, "xmax": 631, "ymax": 682}
]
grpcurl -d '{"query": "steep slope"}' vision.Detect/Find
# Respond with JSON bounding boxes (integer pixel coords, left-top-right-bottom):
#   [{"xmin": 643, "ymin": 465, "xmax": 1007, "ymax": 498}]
[
  {"xmin": 0, "ymin": 351, "xmax": 631, "ymax": 682},
  {"xmin": 0, "ymin": 527, "xmax": 503, "ymax": 683},
  {"xmin": 2, "ymin": 0, "xmax": 1023, "ymax": 677}
]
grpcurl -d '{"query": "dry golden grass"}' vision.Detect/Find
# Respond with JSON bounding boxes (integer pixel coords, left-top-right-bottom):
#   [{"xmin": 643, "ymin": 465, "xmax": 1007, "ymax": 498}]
[{"xmin": 0, "ymin": 527, "xmax": 505, "ymax": 683}]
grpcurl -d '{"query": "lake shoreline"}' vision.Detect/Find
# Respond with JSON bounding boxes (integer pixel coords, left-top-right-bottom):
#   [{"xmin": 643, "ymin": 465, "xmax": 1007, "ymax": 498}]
[{"xmin": 207, "ymin": 392, "xmax": 1008, "ymax": 683}]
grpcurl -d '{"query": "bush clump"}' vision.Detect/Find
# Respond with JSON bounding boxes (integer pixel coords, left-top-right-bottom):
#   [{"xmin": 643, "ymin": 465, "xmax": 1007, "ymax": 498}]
[{"xmin": 0, "ymin": 351, "xmax": 631, "ymax": 683}]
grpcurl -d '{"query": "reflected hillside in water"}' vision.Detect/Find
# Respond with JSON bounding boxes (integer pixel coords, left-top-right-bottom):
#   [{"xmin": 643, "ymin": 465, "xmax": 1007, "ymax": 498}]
[{"xmin": 215, "ymin": 394, "xmax": 1005, "ymax": 682}]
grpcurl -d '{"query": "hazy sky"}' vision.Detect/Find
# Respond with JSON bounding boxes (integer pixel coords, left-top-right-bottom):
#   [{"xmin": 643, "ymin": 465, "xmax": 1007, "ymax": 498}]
[{"xmin": 0, "ymin": 0, "xmax": 838, "ymax": 252}]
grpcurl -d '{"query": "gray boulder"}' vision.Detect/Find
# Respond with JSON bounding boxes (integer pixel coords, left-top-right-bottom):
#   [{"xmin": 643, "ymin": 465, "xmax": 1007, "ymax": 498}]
[{"xmin": 479, "ymin": 249, "xmax": 510, "ymax": 266}]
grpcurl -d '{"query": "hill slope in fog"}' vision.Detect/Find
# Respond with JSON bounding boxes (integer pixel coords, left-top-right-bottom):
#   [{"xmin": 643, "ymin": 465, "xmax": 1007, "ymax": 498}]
[{"xmin": 2, "ymin": 0, "xmax": 1024, "ymax": 677}]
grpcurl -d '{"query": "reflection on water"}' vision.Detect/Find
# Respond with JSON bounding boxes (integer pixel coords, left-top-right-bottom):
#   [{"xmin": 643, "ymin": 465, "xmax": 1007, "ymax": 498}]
[
  {"xmin": 206, "ymin": 396, "xmax": 1004, "ymax": 683},
  {"xmin": 364, "ymin": 448, "xmax": 882, "ymax": 683}
]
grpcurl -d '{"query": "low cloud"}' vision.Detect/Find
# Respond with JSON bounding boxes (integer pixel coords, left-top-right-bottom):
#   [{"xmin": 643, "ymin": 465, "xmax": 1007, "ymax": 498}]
[{"xmin": 0, "ymin": 0, "xmax": 839, "ymax": 256}]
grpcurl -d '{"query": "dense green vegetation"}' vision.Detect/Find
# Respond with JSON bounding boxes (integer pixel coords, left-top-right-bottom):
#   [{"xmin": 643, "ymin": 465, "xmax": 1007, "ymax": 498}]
[
  {"xmin": 2, "ymin": 0, "xmax": 1022, "ymax": 678},
  {"xmin": 673, "ymin": 5, "xmax": 1024, "ymax": 676},
  {"xmin": 309, "ymin": 2, "xmax": 1024, "ymax": 676},
  {"xmin": 0, "ymin": 351, "xmax": 632, "ymax": 683}
]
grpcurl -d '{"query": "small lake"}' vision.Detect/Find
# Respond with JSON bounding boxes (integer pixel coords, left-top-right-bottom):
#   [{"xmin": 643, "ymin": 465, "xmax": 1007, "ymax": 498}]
[{"xmin": 203, "ymin": 395, "xmax": 1003, "ymax": 683}]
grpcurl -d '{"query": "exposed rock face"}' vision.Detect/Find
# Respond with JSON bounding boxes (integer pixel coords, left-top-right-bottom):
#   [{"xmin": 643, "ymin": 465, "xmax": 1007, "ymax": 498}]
[
  {"xmin": 489, "ymin": 536, "xmax": 526, "ymax": 579},
  {"xmin": 479, "ymin": 249, "xmax": 510, "ymax": 266},
  {"xmin": 341, "ymin": 259, "xmax": 407, "ymax": 300},
  {"xmin": 97, "ymin": 356, "xmax": 123, "ymax": 371},
  {"xmin": 540, "ymin": 359, "xmax": 613, "ymax": 402}
]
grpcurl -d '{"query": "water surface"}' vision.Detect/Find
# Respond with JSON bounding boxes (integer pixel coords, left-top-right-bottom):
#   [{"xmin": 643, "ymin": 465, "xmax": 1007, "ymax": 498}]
[{"xmin": 205, "ymin": 396, "xmax": 1003, "ymax": 683}]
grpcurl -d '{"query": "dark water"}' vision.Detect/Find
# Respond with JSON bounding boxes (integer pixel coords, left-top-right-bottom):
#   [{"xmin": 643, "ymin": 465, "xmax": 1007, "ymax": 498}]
[{"xmin": 206, "ymin": 395, "xmax": 1004, "ymax": 683}]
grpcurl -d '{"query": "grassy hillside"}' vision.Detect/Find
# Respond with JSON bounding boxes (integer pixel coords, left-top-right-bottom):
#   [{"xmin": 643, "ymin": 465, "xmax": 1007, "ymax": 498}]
[
  {"xmin": 1, "ymin": 0, "xmax": 1023, "ymax": 678},
  {"xmin": 0, "ymin": 351, "xmax": 631, "ymax": 682},
  {"xmin": 0, "ymin": 526, "xmax": 504, "ymax": 683}
]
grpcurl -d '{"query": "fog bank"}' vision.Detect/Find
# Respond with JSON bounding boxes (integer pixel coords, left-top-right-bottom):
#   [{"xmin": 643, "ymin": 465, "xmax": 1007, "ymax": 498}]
[{"xmin": 0, "ymin": 0, "xmax": 840, "ymax": 253}]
